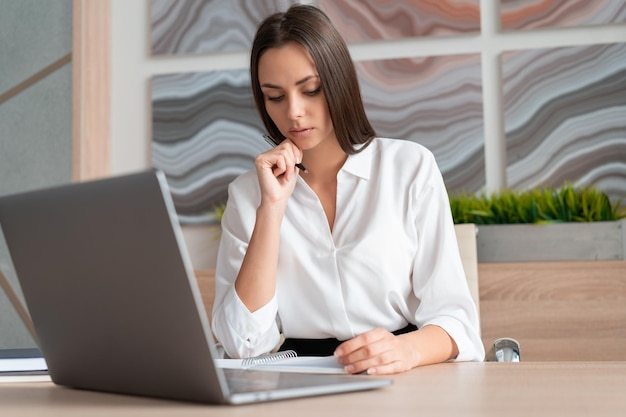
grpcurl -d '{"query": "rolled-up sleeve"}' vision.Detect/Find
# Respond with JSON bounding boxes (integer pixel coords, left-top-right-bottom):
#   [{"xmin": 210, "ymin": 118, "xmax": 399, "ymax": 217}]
[
  {"xmin": 213, "ymin": 284, "xmax": 280, "ymax": 358},
  {"xmin": 410, "ymin": 153, "xmax": 485, "ymax": 362},
  {"xmin": 211, "ymin": 173, "xmax": 282, "ymax": 358}
]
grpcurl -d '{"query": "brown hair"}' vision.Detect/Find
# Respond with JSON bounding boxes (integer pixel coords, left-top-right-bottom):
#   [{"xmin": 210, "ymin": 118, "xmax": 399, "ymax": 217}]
[{"xmin": 250, "ymin": 4, "xmax": 375, "ymax": 154}]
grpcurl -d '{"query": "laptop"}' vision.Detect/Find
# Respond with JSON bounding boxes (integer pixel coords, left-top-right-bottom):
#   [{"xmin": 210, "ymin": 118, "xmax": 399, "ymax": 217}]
[{"xmin": 0, "ymin": 170, "xmax": 391, "ymax": 404}]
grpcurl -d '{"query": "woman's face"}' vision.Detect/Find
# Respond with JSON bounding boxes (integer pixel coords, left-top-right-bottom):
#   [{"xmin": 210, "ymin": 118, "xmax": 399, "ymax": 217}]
[{"xmin": 257, "ymin": 42, "xmax": 336, "ymax": 152}]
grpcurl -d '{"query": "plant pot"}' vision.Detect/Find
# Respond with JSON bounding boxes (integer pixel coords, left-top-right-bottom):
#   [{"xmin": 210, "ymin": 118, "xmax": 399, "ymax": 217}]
[{"xmin": 476, "ymin": 219, "xmax": 626, "ymax": 262}]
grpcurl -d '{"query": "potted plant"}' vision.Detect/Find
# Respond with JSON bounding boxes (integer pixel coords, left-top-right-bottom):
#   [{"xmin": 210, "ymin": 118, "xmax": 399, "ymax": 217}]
[{"xmin": 449, "ymin": 184, "xmax": 626, "ymax": 262}]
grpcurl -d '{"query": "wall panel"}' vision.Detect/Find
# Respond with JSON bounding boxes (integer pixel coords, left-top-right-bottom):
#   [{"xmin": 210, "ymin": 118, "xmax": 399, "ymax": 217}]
[
  {"xmin": 502, "ymin": 43, "xmax": 626, "ymax": 202},
  {"xmin": 151, "ymin": 1, "xmax": 487, "ymax": 221},
  {"xmin": 152, "ymin": 70, "xmax": 264, "ymax": 223},
  {"xmin": 320, "ymin": 0, "xmax": 480, "ymax": 41},
  {"xmin": 0, "ymin": 0, "xmax": 73, "ymax": 350},
  {"xmin": 500, "ymin": 0, "xmax": 626, "ymax": 30},
  {"xmin": 151, "ymin": 0, "xmax": 300, "ymax": 55},
  {"xmin": 139, "ymin": 0, "xmax": 626, "ymax": 266}
]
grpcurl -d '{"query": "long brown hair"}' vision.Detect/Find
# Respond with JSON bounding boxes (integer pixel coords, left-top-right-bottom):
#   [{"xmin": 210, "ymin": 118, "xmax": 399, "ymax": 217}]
[{"xmin": 250, "ymin": 4, "xmax": 376, "ymax": 154}]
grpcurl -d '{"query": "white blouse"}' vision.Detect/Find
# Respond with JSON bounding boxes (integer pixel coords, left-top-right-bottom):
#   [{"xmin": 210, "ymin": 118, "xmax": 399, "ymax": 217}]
[{"xmin": 212, "ymin": 137, "xmax": 485, "ymax": 361}]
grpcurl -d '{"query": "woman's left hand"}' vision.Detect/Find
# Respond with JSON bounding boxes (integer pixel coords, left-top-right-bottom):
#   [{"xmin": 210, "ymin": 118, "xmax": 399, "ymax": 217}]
[
  {"xmin": 333, "ymin": 328, "xmax": 418, "ymax": 375},
  {"xmin": 334, "ymin": 325, "xmax": 458, "ymax": 375}
]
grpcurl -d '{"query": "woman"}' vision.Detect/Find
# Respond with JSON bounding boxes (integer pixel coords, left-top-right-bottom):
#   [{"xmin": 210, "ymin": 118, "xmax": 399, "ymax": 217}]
[{"xmin": 212, "ymin": 4, "xmax": 484, "ymax": 375}]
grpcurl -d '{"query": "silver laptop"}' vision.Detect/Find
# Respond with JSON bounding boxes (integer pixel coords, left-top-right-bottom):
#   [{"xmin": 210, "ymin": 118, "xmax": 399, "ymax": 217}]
[{"xmin": 0, "ymin": 170, "xmax": 391, "ymax": 404}]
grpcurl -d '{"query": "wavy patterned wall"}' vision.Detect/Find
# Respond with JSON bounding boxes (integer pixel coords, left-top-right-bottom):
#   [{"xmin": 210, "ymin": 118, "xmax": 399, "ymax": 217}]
[
  {"xmin": 357, "ymin": 55, "xmax": 484, "ymax": 193},
  {"xmin": 152, "ymin": 54, "xmax": 484, "ymax": 223},
  {"xmin": 502, "ymin": 43, "xmax": 626, "ymax": 203},
  {"xmin": 152, "ymin": 70, "xmax": 267, "ymax": 223},
  {"xmin": 151, "ymin": 0, "xmax": 300, "ymax": 55},
  {"xmin": 150, "ymin": 0, "xmax": 626, "ymax": 223},
  {"xmin": 151, "ymin": 0, "xmax": 485, "ymax": 222},
  {"xmin": 501, "ymin": 0, "xmax": 626, "ymax": 30},
  {"xmin": 320, "ymin": 0, "xmax": 480, "ymax": 40},
  {"xmin": 151, "ymin": 0, "xmax": 480, "ymax": 57}
]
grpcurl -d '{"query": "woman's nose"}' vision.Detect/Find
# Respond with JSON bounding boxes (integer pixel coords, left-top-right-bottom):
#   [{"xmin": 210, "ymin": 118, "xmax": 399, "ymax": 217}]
[{"xmin": 287, "ymin": 97, "xmax": 304, "ymax": 120}]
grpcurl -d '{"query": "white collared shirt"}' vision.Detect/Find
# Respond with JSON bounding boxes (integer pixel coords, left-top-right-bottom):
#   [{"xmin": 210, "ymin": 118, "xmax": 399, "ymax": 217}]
[{"xmin": 212, "ymin": 137, "xmax": 485, "ymax": 361}]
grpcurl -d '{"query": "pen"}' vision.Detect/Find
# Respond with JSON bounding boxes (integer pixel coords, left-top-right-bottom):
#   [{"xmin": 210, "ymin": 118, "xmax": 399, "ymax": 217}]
[{"xmin": 263, "ymin": 134, "xmax": 308, "ymax": 173}]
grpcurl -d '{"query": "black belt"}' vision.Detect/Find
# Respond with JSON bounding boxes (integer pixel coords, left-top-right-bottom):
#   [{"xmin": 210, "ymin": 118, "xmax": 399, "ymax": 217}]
[{"xmin": 280, "ymin": 323, "xmax": 418, "ymax": 357}]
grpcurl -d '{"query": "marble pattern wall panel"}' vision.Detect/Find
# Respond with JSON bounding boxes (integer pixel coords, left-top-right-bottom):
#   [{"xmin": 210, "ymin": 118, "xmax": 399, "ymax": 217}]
[
  {"xmin": 152, "ymin": 70, "xmax": 268, "ymax": 224},
  {"xmin": 502, "ymin": 43, "xmax": 626, "ymax": 204},
  {"xmin": 151, "ymin": 0, "xmax": 300, "ymax": 55},
  {"xmin": 501, "ymin": 0, "xmax": 626, "ymax": 30},
  {"xmin": 357, "ymin": 54, "xmax": 484, "ymax": 193},
  {"xmin": 152, "ymin": 52, "xmax": 484, "ymax": 223},
  {"xmin": 151, "ymin": 0, "xmax": 481, "ymax": 56},
  {"xmin": 320, "ymin": 0, "xmax": 480, "ymax": 41}
]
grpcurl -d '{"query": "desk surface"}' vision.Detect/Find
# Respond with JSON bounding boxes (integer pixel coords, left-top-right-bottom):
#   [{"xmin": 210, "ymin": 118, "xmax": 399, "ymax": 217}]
[{"xmin": 1, "ymin": 362, "xmax": 625, "ymax": 416}]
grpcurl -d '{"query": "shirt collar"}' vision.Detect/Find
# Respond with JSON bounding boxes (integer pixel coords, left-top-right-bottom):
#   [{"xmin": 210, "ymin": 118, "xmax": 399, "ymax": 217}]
[{"xmin": 340, "ymin": 141, "xmax": 375, "ymax": 180}]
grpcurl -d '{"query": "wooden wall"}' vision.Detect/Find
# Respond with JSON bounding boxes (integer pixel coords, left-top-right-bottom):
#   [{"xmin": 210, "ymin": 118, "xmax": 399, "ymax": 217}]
[
  {"xmin": 479, "ymin": 261, "xmax": 626, "ymax": 361},
  {"xmin": 198, "ymin": 260, "xmax": 626, "ymax": 361}
]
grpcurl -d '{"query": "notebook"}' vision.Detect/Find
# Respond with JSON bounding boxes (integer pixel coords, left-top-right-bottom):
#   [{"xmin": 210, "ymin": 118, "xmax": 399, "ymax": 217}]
[
  {"xmin": 0, "ymin": 170, "xmax": 391, "ymax": 404},
  {"xmin": 217, "ymin": 350, "xmax": 347, "ymax": 374},
  {"xmin": 0, "ymin": 348, "xmax": 47, "ymax": 375}
]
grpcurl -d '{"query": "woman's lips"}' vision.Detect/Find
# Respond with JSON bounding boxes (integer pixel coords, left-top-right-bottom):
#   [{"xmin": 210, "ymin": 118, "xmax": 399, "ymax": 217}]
[{"xmin": 289, "ymin": 128, "xmax": 313, "ymax": 138}]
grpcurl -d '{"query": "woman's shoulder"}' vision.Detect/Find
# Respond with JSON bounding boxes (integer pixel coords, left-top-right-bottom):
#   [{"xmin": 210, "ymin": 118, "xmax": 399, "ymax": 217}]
[
  {"xmin": 372, "ymin": 137, "xmax": 436, "ymax": 164},
  {"xmin": 228, "ymin": 169, "xmax": 260, "ymax": 197},
  {"xmin": 223, "ymin": 169, "xmax": 261, "ymax": 215}
]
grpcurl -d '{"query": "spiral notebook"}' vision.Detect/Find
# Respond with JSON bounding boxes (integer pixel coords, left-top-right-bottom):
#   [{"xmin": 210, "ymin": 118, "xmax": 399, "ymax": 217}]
[
  {"xmin": 217, "ymin": 350, "xmax": 347, "ymax": 374},
  {"xmin": 0, "ymin": 170, "xmax": 391, "ymax": 404}
]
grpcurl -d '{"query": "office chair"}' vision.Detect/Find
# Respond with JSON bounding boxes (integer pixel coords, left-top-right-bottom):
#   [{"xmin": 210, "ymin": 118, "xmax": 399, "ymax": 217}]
[{"xmin": 454, "ymin": 224, "xmax": 520, "ymax": 362}]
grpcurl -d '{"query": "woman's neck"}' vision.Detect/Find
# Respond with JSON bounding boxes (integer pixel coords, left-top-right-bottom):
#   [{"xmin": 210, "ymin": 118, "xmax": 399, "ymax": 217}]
[{"xmin": 301, "ymin": 138, "xmax": 347, "ymax": 182}]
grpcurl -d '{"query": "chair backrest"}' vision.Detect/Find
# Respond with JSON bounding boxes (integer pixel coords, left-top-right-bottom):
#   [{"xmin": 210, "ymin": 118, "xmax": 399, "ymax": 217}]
[
  {"xmin": 195, "ymin": 269, "xmax": 217, "ymax": 324},
  {"xmin": 454, "ymin": 223, "xmax": 480, "ymax": 319}
]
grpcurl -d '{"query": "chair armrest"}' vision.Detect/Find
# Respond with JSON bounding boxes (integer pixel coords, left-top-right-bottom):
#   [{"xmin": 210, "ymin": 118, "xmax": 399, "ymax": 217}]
[{"xmin": 485, "ymin": 338, "xmax": 521, "ymax": 362}]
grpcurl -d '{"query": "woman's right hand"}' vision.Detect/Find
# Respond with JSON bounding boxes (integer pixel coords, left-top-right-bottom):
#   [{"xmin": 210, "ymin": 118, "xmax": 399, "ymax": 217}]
[
  {"xmin": 235, "ymin": 139, "xmax": 302, "ymax": 312},
  {"xmin": 255, "ymin": 139, "xmax": 303, "ymax": 206}
]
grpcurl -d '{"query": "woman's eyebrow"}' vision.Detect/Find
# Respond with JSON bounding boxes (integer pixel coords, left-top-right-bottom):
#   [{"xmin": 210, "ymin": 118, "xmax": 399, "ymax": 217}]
[
  {"xmin": 295, "ymin": 75, "xmax": 319, "ymax": 86},
  {"xmin": 261, "ymin": 75, "xmax": 319, "ymax": 89}
]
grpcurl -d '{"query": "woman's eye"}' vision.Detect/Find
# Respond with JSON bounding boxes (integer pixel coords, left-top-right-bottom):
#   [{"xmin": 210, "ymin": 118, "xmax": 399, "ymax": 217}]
[
  {"xmin": 266, "ymin": 95, "xmax": 283, "ymax": 102},
  {"xmin": 305, "ymin": 87, "xmax": 321, "ymax": 96}
]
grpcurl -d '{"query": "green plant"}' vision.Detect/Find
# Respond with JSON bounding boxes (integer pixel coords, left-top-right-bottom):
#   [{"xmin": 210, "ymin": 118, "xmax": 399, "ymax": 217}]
[
  {"xmin": 209, "ymin": 202, "xmax": 227, "ymax": 223},
  {"xmin": 207, "ymin": 202, "xmax": 227, "ymax": 240},
  {"xmin": 449, "ymin": 183, "xmax": 626, "ymax": 225}
]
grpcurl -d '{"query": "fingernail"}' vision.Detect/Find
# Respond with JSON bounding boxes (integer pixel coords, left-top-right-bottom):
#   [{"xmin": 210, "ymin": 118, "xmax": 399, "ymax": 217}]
[
  {"xmin": 345, "ymin": 365, "xmax": 354, "ymax": 373},
  {"xmin": 334, "ymin": 348, "xmax": 343, "ymax": 356},
  {"xmin": 367, "ymin": 368, "xmax": 377, "ymax": 375}
]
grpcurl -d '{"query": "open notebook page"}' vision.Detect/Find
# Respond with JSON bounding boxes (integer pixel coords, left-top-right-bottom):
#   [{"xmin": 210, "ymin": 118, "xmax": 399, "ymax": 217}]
[{"xmin": 216, "ymin": 355, "xmax": 347, "ymax": 374}]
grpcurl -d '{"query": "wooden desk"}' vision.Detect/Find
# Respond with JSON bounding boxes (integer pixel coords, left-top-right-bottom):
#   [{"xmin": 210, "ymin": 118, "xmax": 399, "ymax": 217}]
[{"xmin": 1, "ymin": 362, "xmax": 625, "ymax": 416}]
